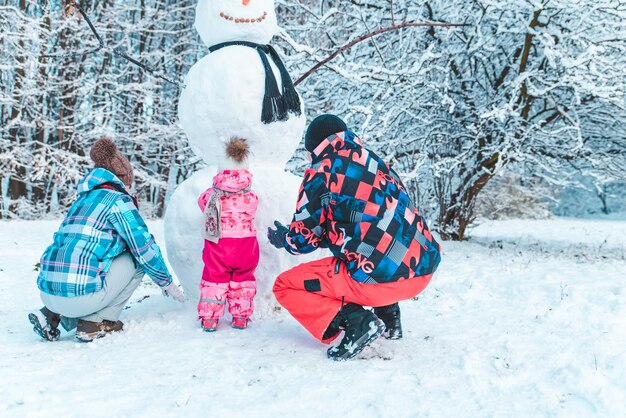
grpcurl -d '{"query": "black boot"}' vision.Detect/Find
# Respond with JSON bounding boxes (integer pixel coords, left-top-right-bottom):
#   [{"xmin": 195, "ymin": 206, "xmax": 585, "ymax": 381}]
[
  {"xmin": 326, "ymin": 303, "xmax": 385, "ymax": 361},
  {"xmin": 28, "ymin": 307, "xmax": 61, "ymax": 341},
  {"xmin": 374, "ymin": 303, "xmax": 402, "ymax": 340}
]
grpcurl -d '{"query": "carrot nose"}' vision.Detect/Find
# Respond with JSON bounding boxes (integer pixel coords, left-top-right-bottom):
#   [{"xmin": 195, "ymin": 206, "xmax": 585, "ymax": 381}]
[{"xmin": 242, "ymin": 0, "xmax": 250, "ymax": 5}]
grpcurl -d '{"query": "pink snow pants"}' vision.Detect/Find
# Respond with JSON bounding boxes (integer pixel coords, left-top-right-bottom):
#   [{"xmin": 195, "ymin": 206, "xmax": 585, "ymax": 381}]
[{"xmin": 198, "ymin": 237, "xmax": 259, "ymax": 320}]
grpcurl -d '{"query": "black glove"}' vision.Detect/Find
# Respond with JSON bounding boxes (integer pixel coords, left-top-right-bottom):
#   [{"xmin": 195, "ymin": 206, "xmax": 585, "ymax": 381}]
[{"xmin": 267, "ymin": 221, "xmax": 289, "ymax": 249}]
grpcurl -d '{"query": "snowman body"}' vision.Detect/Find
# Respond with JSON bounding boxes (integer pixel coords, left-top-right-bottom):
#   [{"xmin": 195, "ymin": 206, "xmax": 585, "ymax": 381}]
[
  {"xmin": 178, "ymin": 46, "xmax": 304, "ymax": 167},
  {"xmin": 165, "ymin": 0, "xmax": 319, "ymax": 312}
]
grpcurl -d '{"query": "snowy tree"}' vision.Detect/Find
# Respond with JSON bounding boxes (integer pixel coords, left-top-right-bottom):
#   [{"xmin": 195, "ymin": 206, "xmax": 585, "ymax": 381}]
[
  {"xmin": 280, "ymin": 0, "xmax": 626, "ymax": 240},
  {"xmin": 2, "ymin": 0, "xmax": 624, "ymax": 240},
  {"xmin": 0, "ymin": 0, "xmax": 202, "ymax": 219}
]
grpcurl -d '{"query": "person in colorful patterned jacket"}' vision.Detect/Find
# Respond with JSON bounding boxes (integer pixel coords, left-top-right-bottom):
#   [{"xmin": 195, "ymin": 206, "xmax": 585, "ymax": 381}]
[
  {"xmin": 268, "ymin": 114, "xmax": 442, "ymax": 360},
  {"xmin": 28, "ymin": 138, "xmax": 184, "ymax": 343},
  {"xmin": 197, "ymin": 138, "xmax": 259, "ymax": 332}
]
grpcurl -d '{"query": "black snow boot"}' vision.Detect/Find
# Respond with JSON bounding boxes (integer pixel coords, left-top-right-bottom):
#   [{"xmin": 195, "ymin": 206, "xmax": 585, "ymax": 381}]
[
  {"xmin": 373, "ymin": 303, "xmax": 403, "ymax": 340},
  {"xmin": 28, "ymin": 307, "xmax": 61, "ymax": 342},
  {"xmin": 327, "ymin": 303, "xmax": 385, "ymax": 361}
]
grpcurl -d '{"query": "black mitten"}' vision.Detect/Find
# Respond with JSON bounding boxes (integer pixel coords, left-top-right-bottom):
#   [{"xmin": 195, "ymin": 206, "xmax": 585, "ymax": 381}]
[{"xmin": 267, "ymin": 220, "xmax": 289, "ymax": 249}]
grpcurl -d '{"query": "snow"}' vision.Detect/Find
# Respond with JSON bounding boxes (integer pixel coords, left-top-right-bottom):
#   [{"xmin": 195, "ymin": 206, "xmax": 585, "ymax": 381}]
[
  {"xmin": 470, "ymin": 217, "xmax": 626, "ymax": 248},
  {"xmin": 470, "ymin": 217, "xmax": 626, "ymax": 259},
  {"xmin": 1, "ymin": 217, "xmax": 625, "ymax": 417}
]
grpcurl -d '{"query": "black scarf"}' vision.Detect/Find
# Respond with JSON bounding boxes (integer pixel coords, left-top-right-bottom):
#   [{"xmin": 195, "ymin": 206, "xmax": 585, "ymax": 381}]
[{"xmin": 208, "ymin": 41, "xmax": 301, "ymax": 124}]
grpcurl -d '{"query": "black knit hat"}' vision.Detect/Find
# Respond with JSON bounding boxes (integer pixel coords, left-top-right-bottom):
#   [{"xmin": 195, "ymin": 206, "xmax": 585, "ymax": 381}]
[{"xmin": 304, "ymin": 114, "xmax": 347, "ymax": 153}]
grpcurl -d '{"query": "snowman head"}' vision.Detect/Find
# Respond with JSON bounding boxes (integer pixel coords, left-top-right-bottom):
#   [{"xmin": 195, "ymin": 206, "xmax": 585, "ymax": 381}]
[{"xmin": 195, "ymin": 0, "xmax": 279, "ymax": 47}]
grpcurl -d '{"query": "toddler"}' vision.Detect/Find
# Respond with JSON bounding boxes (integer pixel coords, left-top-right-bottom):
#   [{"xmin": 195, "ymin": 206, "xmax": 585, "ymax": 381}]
[{"xmin": 197, "ymin": 138, "xmax": 259, "ymax": 331}]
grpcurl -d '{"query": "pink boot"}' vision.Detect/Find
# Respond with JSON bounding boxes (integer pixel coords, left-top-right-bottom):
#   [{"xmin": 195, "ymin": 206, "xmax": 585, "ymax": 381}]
[
  {"xmin": 202, "ymin": 318, "xmax": 219, "ymax": 332},
  {"xmin": 231, "ymin": 317, "xmax": 248, "ymax": 330}
]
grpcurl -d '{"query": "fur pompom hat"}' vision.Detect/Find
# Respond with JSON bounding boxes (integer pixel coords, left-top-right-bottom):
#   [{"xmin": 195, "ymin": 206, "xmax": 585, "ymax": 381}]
[
  {"xmin": 218, "ymin": 137, "xmax": 250, "ymax": 171},
  {"xmin": 89, "ymin": 138, "xmax": 134, "ymax": 187}
]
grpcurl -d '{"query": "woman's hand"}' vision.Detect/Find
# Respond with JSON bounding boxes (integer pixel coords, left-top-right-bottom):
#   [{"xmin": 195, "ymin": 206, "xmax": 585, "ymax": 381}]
[{"xmin": 162, "ymin": 282, "xmax": 185, "ymax": 303}]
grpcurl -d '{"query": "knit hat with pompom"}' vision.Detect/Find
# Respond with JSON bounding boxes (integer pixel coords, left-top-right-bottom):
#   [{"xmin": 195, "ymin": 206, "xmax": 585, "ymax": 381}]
[
  {"xmin": 89, "ymin": 138, "xmax": 134, "ymax": 187},
  {"xmin": 218, "ymin": 137, "xmax": 250, "ymax": 171}
]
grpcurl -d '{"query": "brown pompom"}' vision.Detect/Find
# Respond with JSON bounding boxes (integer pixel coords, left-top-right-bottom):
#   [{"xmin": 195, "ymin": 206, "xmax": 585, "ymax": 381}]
[
  {"xmin": 89, "ymin": 137, "xmax": 135, "ymax": 187},
  {"xmin": 225, "ymin": 137, "xmax": 250, "ymax": 163},
  {"xmin": 90, "ymin": 137, "xmax": 118, "ymax": 167}
]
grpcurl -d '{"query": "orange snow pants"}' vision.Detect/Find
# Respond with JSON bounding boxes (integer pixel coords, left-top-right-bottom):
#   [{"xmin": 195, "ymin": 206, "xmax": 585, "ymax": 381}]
[{"xmin": 273, "ymin": 257, "xmax": 433, "ymax": 343}]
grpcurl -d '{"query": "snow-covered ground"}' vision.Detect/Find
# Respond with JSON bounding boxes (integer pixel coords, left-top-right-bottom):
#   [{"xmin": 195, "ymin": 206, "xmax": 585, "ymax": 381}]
[{"xmin": 1, "ymin": 218, "xmax": 625, "ymax": 418}]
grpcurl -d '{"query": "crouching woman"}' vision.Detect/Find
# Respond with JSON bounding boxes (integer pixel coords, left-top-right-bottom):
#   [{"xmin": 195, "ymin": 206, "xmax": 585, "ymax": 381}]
[{"xmin": 29, "ymin": 138, "xmax": 184, "ymax": 342}]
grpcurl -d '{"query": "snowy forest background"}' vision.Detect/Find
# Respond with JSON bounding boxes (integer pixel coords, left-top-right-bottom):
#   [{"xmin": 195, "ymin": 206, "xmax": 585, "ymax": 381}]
[{"xmin": 1, "ymin": 0, "xmax": 625, "ymax": 240}]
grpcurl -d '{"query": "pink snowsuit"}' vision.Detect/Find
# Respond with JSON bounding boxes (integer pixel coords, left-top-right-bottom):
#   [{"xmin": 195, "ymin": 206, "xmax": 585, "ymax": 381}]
[{"xmin": 197, "ymin": 169, "xmax": 259, "ymax": 321}]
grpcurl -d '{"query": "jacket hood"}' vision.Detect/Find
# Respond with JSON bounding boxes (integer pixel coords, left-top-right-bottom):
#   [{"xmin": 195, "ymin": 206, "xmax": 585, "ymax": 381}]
[
  {"xmin": 311, "ymin": 130, "xmax": 363, "ymax": 161},
  {"xmin": 77, "ymin": 168, "xmax": 128, "ymax": 195},
  {"xmin": 213, "ymin": 169, "xmax": 253, "ymax": 193}
]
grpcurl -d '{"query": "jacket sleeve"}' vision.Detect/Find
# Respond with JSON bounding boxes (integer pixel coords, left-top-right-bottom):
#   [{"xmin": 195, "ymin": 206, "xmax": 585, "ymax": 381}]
[
  {"xmin": 284, "ymin": 169, "xmax": 329, "ymax": 255},
  {"xmin": 198, "ymin": 188, "xmax": 213, "ymax": 211},
  {"xmin": 388, "ymin": 166, "xmax": 409, "ymax": 192},
  {"xmin": 108, "ymin": 195, "xmax": 173, "ymax": 287}
]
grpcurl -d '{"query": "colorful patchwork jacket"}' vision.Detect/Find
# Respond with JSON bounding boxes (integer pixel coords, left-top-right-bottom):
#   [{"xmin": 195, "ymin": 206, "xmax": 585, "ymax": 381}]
[
  {"xmin": 37, "ymin": 168, "xmax": 173, "ymax": 297},
  {"xmin": 283, "ymin": 131, "xmax": 441, "ymax": 284}
]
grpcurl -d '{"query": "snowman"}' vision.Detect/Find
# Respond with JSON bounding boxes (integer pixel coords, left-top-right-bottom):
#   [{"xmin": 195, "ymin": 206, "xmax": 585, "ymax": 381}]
[{"xmin": 164, "ymin": 0, "xmax": 317, "ymax": 314}]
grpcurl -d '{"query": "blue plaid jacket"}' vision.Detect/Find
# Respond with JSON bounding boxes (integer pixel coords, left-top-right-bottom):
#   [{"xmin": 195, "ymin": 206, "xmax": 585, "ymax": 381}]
[{"xmin": 37, "ymin": 168, "xmax": 173, "ymax": 297}]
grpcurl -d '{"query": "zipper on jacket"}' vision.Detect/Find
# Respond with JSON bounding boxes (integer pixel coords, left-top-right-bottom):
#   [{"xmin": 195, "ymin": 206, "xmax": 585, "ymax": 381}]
[{"xmin": 334, "ymin": 259, "xmax": 341, "ymax": 274}]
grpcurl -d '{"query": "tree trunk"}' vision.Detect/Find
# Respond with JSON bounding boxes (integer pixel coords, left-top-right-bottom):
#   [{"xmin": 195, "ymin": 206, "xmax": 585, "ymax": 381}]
[
  {"xmin": 437, "ymin": 8, "xmax": 544, "ymax": 241},
  {"xmin": 7, "ymin": 0, "xmax": 29, "ymax": 204}
]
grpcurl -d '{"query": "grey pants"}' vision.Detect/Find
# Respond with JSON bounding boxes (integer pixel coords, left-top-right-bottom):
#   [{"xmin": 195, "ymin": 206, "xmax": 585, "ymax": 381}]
[{"xmin": 41, "ymin": 253, "xmax": 143, "ymax": 330}]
